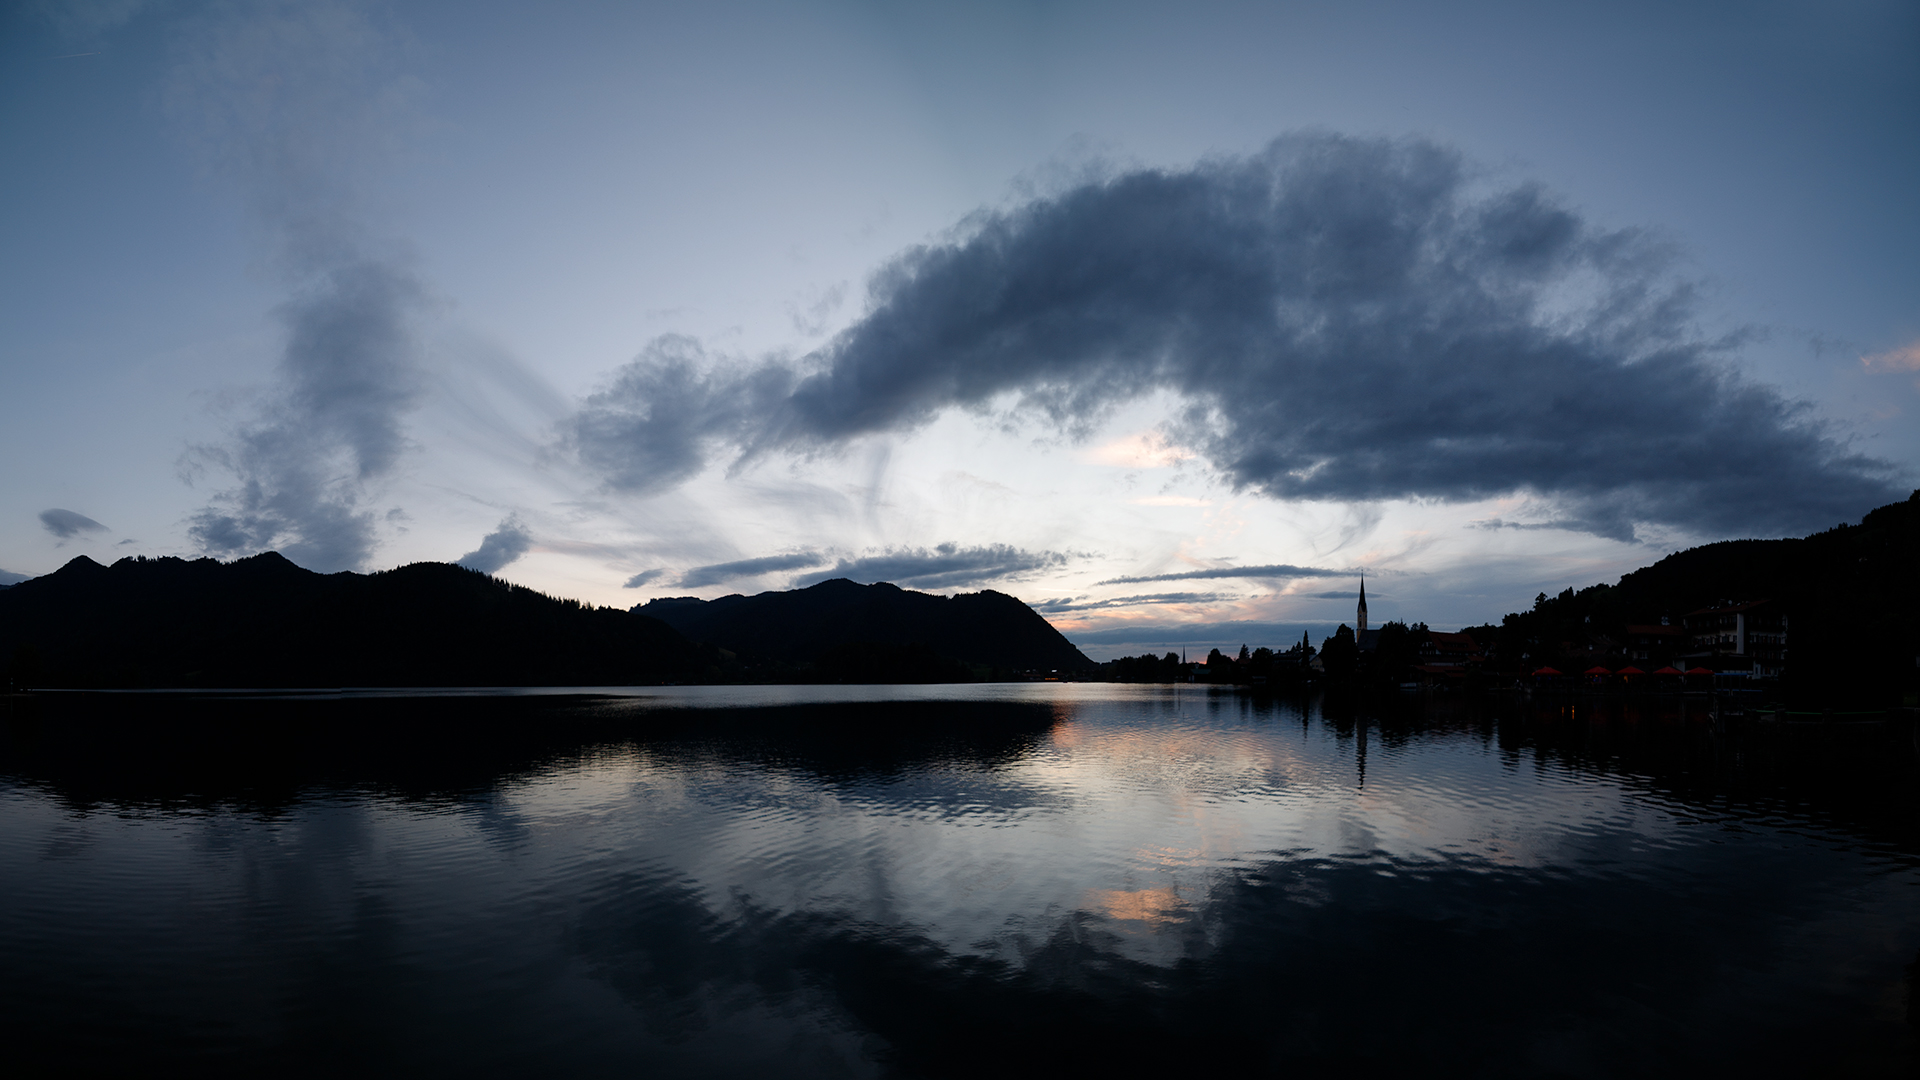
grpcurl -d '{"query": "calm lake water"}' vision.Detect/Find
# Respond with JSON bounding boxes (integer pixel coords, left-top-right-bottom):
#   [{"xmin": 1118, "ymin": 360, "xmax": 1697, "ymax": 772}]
[{"xmin": 2, "ymin": 685, "xmax": 1916, "ymax": 1077}]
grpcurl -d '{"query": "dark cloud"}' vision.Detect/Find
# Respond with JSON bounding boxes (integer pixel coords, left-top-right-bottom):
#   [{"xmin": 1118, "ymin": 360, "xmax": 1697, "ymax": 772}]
[
  {"xmin": 565, "ymin": 335, "xmax": 798, "ymax": 495},
  {"xmin": 38, "ymin": 509, "xmax": 107, "ymax": 540},
  {"xmin": 793, "ymin": 543, "xmax": 1071, "ymax": 591},
  {"xmin": 1098, "ymin": 563, "xmax": 1346, "ymax": 586},
  {"xmin": 456, "ymin": 515, "xmax": 533, "ymax": 574},
  {"xmin": 1300, "ymin": 589, "xmax": 1373, "ymax": 600},
  {"xmin": 623, "ymin": 569, "xmax": 668, "ymax": 589},
  {"xmin": 1030, "ymin": 592, "xmax": 1238, "ymax": 614},
  {"xmin": 568, "ymin": 133, "xmax": 1903, "ymax": 541},
  {"xmin": 186, "ymin": 260, "xmax": 427, "ymax": 572},
  {"xmin": 0, "ymin": 569, "xmax": 31, "ymax": 587},
  {"xmin": 678, "ymin": 551, "xmax": 825, "ymax": 589}
]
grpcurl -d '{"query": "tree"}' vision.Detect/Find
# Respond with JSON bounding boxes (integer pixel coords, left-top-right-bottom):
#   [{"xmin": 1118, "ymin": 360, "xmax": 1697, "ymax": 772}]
[
  {"xmin": 1368, "ymin": 620, "xmax": 1422, "ymax": 685},
  {"xmin": 1320, "ymin": 625, "xmax": 1358, "ymax": 683}
]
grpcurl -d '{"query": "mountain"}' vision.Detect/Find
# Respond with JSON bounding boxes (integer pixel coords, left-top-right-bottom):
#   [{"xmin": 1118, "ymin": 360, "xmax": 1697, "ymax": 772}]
[
  {"xmin": 0, "ymin": 552, "xmax": 718, "ymax": 689},
  {"xmin": 1471, "ymin": 489, "xmax": 1919, "ymax": 706},
  {"xmin": 636, "ymin": 579, "xmax": 1095, "ymax": 674}
]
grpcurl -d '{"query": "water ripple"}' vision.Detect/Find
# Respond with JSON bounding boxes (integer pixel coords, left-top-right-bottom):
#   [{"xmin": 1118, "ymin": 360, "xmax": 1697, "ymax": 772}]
[{"xmin": 2, "ymin": 687, "xmax": 1916, "ymax": 1074}]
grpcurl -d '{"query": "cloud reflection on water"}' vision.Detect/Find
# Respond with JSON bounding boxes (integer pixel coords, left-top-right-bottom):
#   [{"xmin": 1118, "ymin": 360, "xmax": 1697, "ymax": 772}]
[{"xmin": 1, "ymin": 688, "xmax": 1916, "ymax": 1075}]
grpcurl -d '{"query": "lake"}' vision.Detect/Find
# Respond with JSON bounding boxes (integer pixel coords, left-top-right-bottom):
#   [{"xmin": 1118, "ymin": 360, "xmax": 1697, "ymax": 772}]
[{"xmin": 2, "ymin": 685, "xmax": 1915, "ymax": 1077}]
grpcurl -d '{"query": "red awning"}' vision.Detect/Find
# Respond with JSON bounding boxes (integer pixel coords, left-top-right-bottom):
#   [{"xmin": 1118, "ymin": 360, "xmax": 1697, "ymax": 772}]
[
  {"xmin": 1583, "ymin": 666, "xmax": 1611, "ymax": 676},
  {"xmin": 1533, "ymin": 666, "xmax": 1562, "ymax": 676},
  {"xmin": 1686, "ymin": 666, "xmax": 1714, "ymax": 675},
  {"xmin": 1617, "ymin": 666, "xmax": 1645, "ymax": 675},
  {"xmin": 1652, "ymin": 666, "xmax": 1682, "ymax": 675}
]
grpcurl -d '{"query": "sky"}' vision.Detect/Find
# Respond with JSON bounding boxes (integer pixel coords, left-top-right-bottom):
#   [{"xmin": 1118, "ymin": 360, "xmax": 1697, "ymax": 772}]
[{"xmin": 3, "ymin": 0, "xmax": 1916, "ymax": 661}]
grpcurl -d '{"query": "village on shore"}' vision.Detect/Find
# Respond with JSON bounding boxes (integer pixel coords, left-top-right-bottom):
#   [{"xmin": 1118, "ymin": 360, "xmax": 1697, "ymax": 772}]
[{"xmin": 1100, "ymin": 582, "xmax": 1783, "ymax": 693}]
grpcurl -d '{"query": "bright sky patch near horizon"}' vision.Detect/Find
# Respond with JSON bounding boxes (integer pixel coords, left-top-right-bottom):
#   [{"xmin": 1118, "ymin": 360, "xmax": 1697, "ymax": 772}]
[{"xmin": 3, "ymin": 0, "xmax": 1916, "ymax": 660}]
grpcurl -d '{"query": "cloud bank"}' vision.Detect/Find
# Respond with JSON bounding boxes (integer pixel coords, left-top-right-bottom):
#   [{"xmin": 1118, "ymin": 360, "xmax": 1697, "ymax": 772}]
[
  {"xmin": 678, "ymin": 551, "xmax": 825, "ymax": 589},
  {"xmin": 792, "ymin": 543, "xmax": 1071, "ymax": 591},
  {"xmin": 1097, "ymin": 563, "xmax": 1348, "ymax": 586},
  {"xmin": 456, "ymin": 515, "xmax": 532, "ymax": 574},
  {"xmin": 568, "ymin": 133, "xmax": 1902, "ymax": 541},
  {"xmin": 38, "ymin": 509, "xmax": 108, "ymax": 540}
]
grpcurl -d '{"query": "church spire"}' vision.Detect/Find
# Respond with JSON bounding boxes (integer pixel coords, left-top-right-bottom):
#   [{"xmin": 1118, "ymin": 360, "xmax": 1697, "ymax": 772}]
[{"xmin": 1357, "ymin": 575, "xmax": 1368, "ymax": 636}]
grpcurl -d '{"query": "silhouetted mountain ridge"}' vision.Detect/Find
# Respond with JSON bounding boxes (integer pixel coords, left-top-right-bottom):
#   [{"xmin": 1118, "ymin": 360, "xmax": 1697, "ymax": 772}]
[
  {"xmin": 0, "ymin": 552, "xmax": 714, "ymax": 688},
  {"xmin": 636, "ymin": 578, "xmax": 1094, "ymax": 673}
]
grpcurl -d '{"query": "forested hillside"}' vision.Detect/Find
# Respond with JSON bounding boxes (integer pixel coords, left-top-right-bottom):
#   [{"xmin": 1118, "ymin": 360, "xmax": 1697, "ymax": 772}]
[{"xmin": 1464, "ymin": 490, "xmax": 1918, "ymax": 706}]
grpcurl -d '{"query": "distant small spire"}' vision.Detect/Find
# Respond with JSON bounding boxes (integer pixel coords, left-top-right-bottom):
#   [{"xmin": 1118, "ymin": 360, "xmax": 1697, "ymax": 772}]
[{"xmin": 1357, "ymin": 574, "xmax": 1369, "ymax": 636}]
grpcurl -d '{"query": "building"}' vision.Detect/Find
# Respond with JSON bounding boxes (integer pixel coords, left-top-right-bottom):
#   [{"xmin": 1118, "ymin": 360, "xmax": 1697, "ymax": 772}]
[
  {"xmin": 1418, "ymin": 630, "xmax": 1483, "ymax": 668},
  {"xmin": 1681, "ymin": 599, "xmax": 1787, "ymax": 677},
  {"xmin": 1623, "ymin": 619, "xmax": 1684, "ymax": 668},
  {"xmin": 1353, "ymin": 577, "xmax": 1384, "ymax": 654},
  {"xmin": 1406, "ymin": 629, "xmax": 1483, "ymax": 687}
]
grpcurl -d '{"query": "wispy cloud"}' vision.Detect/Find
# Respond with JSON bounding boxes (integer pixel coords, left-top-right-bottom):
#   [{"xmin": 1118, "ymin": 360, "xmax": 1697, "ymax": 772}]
[
  {"xmin": 38, "ymin": 508, "xmax": 107, "ymax": 541},
  {"xmin": 1467, "ymin": 517, "xmax": 1566, "ymax": 532},
  {"xmin": 455, "ymin": 515, "xmax": 532, "ymax": 574},
  {"xmin": 33, "ymin": 0, "xmax": 156, "ymax": 40},
  {"xmin": 1130, "ymin": 495, "xmax": 1211, "ymax": 507},
  {"xmin": 794, "ymin": 543, "xmax": 1072, "ymax": 591},
  {"xmin": 186, "ymin": 260, "xmax": 428, "ymax": 570},
  {"xmin": 1086, "ymin": 431, "xmax": 1193, "ymax": 468},
  {"xmin": 1860, "ymin": 341, "xmax": 1920, "ymax": 373},
  {"xmin": 169, "ymin": 0, "xmax": 433, "ymax": 572},
  {"xmin": 679, "ymin": 551, "xmax": 825, "ymax": 589},
  {"xmin": 1062, "ymin": 620, "xmax": 1341, "ymax": 646},
  {"xmin": 1097, "ymin": 563, "xmax": 1347, "ymax": 586},
  {"xmin": 565, "ymin": 132, "xmax": 1901, "ymax": 541},
  {"xmin": 1030, "ymin": 592, "xmax": 1238, "ymax": 613},
  {"xmin": 623, "ymin": 568, "xmax": 668, "ymax": 589}
]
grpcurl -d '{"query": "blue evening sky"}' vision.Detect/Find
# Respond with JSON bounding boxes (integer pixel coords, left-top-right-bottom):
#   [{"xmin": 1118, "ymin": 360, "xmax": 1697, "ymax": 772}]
[{"xmin": 3, "ymin": 0, "xmax": 1915, "ymax": 657}]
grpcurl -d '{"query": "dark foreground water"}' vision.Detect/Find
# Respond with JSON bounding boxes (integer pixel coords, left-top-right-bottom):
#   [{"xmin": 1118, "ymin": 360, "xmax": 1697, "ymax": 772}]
[{"xmin": 2, "ymin": 686, "xmax": 1916, "ymax": 1078}]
